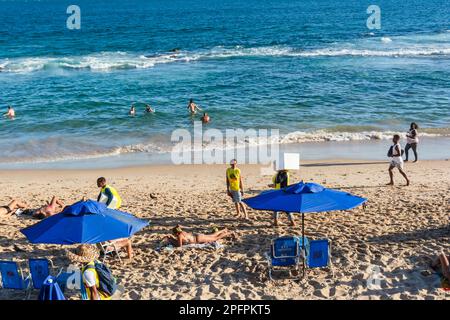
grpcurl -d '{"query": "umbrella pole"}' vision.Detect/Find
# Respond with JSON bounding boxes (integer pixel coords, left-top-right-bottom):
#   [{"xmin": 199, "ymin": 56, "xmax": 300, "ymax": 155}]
[{"xmin": 302, "ymin": 212, "xmax": 306, "ymax": 278}]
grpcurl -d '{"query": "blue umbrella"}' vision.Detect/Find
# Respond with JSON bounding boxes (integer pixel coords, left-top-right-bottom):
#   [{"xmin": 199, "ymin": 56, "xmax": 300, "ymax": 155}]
[
  {"xmin": 21, "ymin": 200, "xmax": 149, "ymax": 245},
  {"xmin": 38, "ymin": 276, "xmax": 65, "ymax": 300},
  {"xmin": 244, "ymin": 181, "xmax": 367, "ymax": 213},
  {"xmin": 243, "ymin": 181, "xmax": 367, "ymax": 274}
]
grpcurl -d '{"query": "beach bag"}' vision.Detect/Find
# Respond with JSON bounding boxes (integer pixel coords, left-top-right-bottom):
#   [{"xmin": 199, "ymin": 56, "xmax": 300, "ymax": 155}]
[
  {"xmin": 86, "ymin": 261, "xmax": 117, "ymax": 297},
  {"xmin": 387, "ymin": 146, "xmax": 393, "ymax": 157}
]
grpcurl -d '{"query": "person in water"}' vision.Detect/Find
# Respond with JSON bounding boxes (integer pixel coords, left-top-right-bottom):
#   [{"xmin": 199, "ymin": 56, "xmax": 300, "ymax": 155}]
[
  {"xmin": 33, "ymin": 196, "xmax": 65, "ymax": 219},
  {"xmin": 269, "ymin": 169, "xmax": 295, "ymax": 226},
  {"xmin": 0, "ymin": 199, "xmax": 28, "ymax": 216},
  {"xmin": 129, "ymin": 105, "xmax": 136, "ymax": 116},
  {"xmin": 387, "ymin": 134, "xmax": 410, "ymax": 186},
  {"xmin": 226, "ymin": 159, "xmax": 249, "ymax": 219},
  {"xmin": 97, "ymin": 177, "xmax": 122, "ymax": 209},
  {"xmin": 187, "ymin": 99, "xmax": 202, "ymax": 114},
  {"xmin": 145, "ymin": 104, "xmax": 155, "ymax": 114},
  {"xmin": 164, "ymin": 225, "xmax": 236, "ymax": 247},
  {"xmin": 3, "ymin": 106, "xmax": 15, "ymax": 119},
  {"xmin": 405, "ymin": 122, "xmax": 419, "ymax": 162},
  {"xmin": 201, "ymin": 112, "xmax": 210, "ymax": 123}
]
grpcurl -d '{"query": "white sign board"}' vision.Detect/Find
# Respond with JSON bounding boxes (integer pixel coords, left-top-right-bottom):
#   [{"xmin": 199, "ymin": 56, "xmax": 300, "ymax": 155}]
[{"xmin": 275, "ymin": 153, "xmax": 300, "ymax": 170}]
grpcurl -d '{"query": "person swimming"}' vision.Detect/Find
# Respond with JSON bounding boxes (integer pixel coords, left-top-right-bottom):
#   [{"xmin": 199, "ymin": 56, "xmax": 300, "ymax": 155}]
[
  {"xmin": 187, "ymin": 99, "xmax": 202, "ymax": 114},
  {"xmin": 145, "ymin": 104, "xmax": 155, "ymax": 113},
  {"xmin": 3, "ymin": 106, "xmax": 15, "ymax": 119},
  {"xmin": 129, "ymin": 105, "xmax": 136, "ymax": 116},
  {"xmin": 201, "ymin": 112, "xmax": 210, "ymax": 123}
]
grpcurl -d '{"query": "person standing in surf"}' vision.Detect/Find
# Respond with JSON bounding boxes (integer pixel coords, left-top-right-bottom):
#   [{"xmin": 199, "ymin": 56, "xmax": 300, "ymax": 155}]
[
  {"xmin": 405, "ymin": 122, "xmax": 419, "ymax": 162},
  {"xmin": 387, "ymin": 134, "xmax": 410, "ymax": 186},
  {"xmin": 145, "ymin": 104, "xmax": 155, "ymax": 114},
  {"xmin": 187, "ymin": 99, "xmax": 202, "ymax": 114},
  {"xmin": 3, "ymin": 106, "xmax": 15, "ymax": 119},
  {"xmin": 129, "ymin": 105, "xmax": 136, "ymax": 116}
]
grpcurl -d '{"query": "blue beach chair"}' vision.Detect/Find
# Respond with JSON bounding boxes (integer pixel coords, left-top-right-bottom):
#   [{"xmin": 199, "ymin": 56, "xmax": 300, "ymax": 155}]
[
  {"xmin": 306, "ymin": 239, "xmax": 332, "ymax": 273},
  {"xmin": 29, "ymin": 258, "xmax": 75, "ymax": 295},
  {"xmin": 267, "ymin": 236, "xmax": 309, "ymax": 280},
  {"xmin": 29, "ymin": 259, "xmax": 52, "ymax": 290},
  {"xmin": 0, "ymin": 261, "xmax": 31, "ymax": 299}
]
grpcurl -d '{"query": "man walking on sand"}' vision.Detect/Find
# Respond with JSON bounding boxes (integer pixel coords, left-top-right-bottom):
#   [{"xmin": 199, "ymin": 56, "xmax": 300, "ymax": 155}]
[{"xmin": 226, "ymin": 159, "xmax": 248, "ymax": 220}]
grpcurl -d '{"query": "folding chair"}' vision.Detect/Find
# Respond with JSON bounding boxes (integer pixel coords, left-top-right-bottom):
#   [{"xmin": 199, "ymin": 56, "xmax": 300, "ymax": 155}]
[
  {"xmin": 28, "ymin": 259, "xmax": 52, "ymax": 290},
  {"xmin": 0, "ymin": 261, "xmax": 31, "ymax": 299},
  {"xmin": 98, "ymin": 241, "xmax": 123, "ymax": 263},
  {"xmin": 306, "ymin": 239, "xmax": 333, "ymax": 274},
  {"xmin": 267, "ymin": 236, "xmax": 308, "ymax": 280}
]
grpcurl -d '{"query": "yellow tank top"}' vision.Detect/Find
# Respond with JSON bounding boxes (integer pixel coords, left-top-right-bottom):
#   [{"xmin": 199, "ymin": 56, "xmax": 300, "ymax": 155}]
[
  {"xmin": 83, "ymin": 262, "xmax": 112, "ymax": 300},
  {"xmin": 100, "ymin": 185, "xmax": 122, "ymax": 209},
  {"xmin": 226, "ymin": 168, "xmax": 241, "ymax": 191}
]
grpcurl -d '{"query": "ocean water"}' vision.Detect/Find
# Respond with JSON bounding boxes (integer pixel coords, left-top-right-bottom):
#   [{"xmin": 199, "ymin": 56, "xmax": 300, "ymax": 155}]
[{"xmin": 0, "ymin": 0, "xmax": 449, "ymax": 167}]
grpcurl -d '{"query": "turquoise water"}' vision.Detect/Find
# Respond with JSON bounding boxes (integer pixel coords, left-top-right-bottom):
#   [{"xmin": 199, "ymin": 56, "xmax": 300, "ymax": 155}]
[{"xmin": 0, "ymin": 0, "xmax": 449, "ymax": 166}]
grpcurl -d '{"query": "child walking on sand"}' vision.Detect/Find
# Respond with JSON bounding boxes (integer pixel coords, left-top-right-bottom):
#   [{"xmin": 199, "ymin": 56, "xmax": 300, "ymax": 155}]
[{"xmin": 387, "ymin": 134, "xmax": 410, "ymax": 186}]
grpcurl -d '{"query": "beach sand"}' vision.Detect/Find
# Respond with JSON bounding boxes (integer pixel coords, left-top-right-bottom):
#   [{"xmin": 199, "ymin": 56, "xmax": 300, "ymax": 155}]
[{"xmin": 0, "ymin": 159, "xmax": 448, "ymax": 300}]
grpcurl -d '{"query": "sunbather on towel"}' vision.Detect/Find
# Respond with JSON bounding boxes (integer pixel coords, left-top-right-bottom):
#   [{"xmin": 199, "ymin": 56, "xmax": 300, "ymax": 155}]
[
  {"xmin": 164, "ymin": 225, "xmax": 236, "ymax": 248},
  {"xmin": 0, "ymin": 199, "xmax": 28, "ymax": 216},
  {"xmin": 33, "ymin": 196, "xmax": 65, "ymax": 219},
  {"xmin": 431, "ymin": 251, "xmax": 450, "ymax": 290}
]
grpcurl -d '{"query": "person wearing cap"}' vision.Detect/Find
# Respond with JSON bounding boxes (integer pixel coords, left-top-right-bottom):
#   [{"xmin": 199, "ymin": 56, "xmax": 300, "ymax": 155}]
[
  {"xmin": 226, "ymin": 159, "xmax": 248, "ymax": 220},
  {"xmin": 66, "ymin": 245, "xmax": 112, "ymax": 300}
]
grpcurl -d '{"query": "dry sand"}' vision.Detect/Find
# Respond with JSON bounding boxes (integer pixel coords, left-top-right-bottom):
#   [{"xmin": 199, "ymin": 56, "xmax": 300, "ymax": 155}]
[{"xmin": 0, "ymin": 159, "xmax": 449, "ymax": 300}]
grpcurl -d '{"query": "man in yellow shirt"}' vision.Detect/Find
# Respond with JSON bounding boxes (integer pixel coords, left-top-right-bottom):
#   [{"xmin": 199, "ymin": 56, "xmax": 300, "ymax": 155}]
[{"xmin": 226, "ymin": 159, "xmax": 248, "ymax": 220}]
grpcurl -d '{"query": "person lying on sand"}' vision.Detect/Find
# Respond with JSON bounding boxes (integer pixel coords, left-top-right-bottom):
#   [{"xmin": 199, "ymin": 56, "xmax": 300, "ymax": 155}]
[
  {"xmin": 33, "ymin": 196, "xmax": 65, "ymax": 219},
  {"xmin": 0, "ymin": 199, "xmax": 28, "ymax": 216},
  {"xmin": 163, "ymin": 225, "xmax": 236, "ymax": 248},
  {"xmin": 431, "ymin": 251, "xmax": 450, "ymax": 289}
]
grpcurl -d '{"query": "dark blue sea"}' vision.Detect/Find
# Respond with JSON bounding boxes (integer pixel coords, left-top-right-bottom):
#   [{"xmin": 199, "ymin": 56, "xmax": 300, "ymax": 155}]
[{"xmin": 0, "ymin": 0, "xmax": 449, "ymax": 167}]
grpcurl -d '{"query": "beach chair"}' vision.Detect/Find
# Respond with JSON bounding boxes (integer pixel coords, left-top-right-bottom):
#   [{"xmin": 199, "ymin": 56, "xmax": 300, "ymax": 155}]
[
  {"xmin": 267, "ymin": 236, "xmax": 309, "ymax": 280},
  {"xmin": 306, "ymin": 239, "xmax": 332, "ymax": 274},
  {"xmin": 98, "ymin": 241, "xmax": 123, "ymax": 263},
  {"xmin": 0, "ymin": 260, "xmax": 31, "ymax": 299},
  {"xmin": 28, "ymin": 259, "xmax": 52, "ymax": 290},
  {"xmin": 29, "ymin": 258, "xmax": 76, "ymax": 298}
]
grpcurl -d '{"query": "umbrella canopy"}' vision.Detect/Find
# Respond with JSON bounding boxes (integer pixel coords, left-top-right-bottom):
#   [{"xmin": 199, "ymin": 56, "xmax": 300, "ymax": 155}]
[
  {"xmin": 21, "ymin": 200, "xmax": 149, "ymax": 245},
  {"xmin": 243, "ymin": 181, "xmax": 366, "ymax": 213}
]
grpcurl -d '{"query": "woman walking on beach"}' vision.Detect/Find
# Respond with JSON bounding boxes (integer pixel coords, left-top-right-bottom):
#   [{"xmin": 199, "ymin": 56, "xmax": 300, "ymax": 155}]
[
  {"xmin": 387, "ymin": 134, "xmax": 410, "ymax": 186},
  {"xmin": 405, "ymin": 122, "xmax": 419, "ymax": 162}
]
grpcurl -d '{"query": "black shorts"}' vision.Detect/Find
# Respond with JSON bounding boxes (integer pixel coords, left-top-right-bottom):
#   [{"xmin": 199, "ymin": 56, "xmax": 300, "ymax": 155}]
[{"xmin": 1, "ymin": 206, "xmax": 12, "ymax": 214}]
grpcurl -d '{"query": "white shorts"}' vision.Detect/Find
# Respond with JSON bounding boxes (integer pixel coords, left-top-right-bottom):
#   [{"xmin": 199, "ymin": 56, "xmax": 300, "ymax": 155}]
[{"xmin": 390, "ymin": 159, "xmax": 404, "ymax": 170}]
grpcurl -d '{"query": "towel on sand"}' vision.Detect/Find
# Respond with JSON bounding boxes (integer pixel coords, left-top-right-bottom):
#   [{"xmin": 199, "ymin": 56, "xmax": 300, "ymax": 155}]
[{"xmin": 157, "ymin": 241, "xmax": 224, "ymax": 252}]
